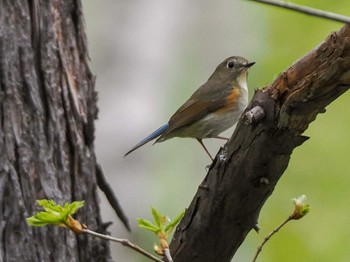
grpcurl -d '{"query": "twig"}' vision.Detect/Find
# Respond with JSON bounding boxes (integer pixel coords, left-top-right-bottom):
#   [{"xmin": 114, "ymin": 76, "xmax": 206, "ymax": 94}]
[
  {"xmin": 83, "ymin": 229, "xmax": 163, "ymax": 262},
  {"xmin": 248, "ymin": 0, "xmax": 350, "ymax": 24},
  {"xmin": 164, "ymin": 248, "xmax": 173, "ymax": 262},
  {"xmin": 96, "ymin": 164, "xmax": 130, "ymax": 231},
  {"xmin": 252, "ymin": 215, "xmax": 293, "ymax": 262}
]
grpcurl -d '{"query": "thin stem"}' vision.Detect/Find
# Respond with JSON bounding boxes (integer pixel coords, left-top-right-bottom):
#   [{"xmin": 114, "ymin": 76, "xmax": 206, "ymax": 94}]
[
  {"xmin": 164, "ymin": 248, "xmax": 173, "ymax": 262},
  {"xmin": 252, "ymin": 215, "xmax": 293, "ymax": 262},
  {"xmin": 83, "ymin": 229, "xmax": 163, "ymax": 262},
  {"xmin": 248, "ymin": 0, "xmax": 350, "ymax": 24}
]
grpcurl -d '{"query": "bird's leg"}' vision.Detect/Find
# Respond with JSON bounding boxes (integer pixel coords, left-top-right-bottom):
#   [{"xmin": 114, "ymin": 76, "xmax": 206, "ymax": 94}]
[
  {"xmin": 210, "ymin": 135, "xmax": 230, "ymax": 141},
  {"xmin": 196, "ymin": 138, "xmax": 214, "ymax": 161}
]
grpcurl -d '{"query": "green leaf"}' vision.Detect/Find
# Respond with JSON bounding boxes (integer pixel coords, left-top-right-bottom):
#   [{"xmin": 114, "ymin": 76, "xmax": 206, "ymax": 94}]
[
  {"xmin": 151, "ymin": 207, "xmax": 162, "ymax": 228},
  {"xmin": 26, "ymin": 214, "xmax": 57, "ymax": 227},
  {"xmin": 27, "ymin": 200, "xmax": 85, "ymax": 227},
  {"xmin": 137, "ymin": 218, "xmax": 159, "ymax": 233},
  {"xmin": 138, "ymin": 207, "xmax": 185, "ymax": 240},
  {"xmin": 165, "ymin": 209, "xmax": 185, "ymax": 236},
  {"xmin": 300, "ymin": 204, "xmax": 310, "ymax": 216}
]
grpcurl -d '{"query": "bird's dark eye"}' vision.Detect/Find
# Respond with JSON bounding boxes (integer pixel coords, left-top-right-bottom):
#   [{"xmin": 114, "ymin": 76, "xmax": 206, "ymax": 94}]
[{"xmin": 226, "ymin": 61, "xmax": 235, "ymax": 68}]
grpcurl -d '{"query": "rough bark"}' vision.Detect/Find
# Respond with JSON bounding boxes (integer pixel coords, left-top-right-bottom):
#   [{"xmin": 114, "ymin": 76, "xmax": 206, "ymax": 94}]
[
  {"xmin": 170, "ymin": 24, "xmax": 350, "ymax": 261},
  {"xmin": 0, "ymin": 1, "xmax": 113, "ymax": 261}
]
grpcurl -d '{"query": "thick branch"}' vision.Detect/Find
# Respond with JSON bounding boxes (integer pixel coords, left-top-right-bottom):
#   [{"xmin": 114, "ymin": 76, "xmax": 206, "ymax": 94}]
[{"xmin": 170, "ymin": 24, "xmax": 350, "ymax": 262}]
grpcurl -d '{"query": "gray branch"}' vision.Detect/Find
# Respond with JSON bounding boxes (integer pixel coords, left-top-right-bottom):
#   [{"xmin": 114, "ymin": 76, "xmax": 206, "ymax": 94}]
[{"xmin": 248, "ymin": 0, "xmax": 350, "ymax": 24}]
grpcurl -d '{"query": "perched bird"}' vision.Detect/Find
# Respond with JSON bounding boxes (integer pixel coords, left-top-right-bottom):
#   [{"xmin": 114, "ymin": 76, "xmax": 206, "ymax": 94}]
[{"xmin": 125, "ymin": 56, "xmax": 255, "ymax": 160}]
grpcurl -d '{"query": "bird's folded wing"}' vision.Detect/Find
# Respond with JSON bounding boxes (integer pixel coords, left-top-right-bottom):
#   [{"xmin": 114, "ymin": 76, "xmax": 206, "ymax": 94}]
[
  {"xmin": 164, "ymin": 81, "xmax": 235, "ymax": 135},
  {"xmin": 165, "ymin": 98, "xmax": 224, "ymax": 134}
]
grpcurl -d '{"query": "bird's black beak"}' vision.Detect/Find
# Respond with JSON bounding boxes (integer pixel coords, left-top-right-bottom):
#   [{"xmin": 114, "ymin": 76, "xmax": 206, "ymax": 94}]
[{"xmin": 245, "ymin": 62, "xmax": 255, "ymax": 68}]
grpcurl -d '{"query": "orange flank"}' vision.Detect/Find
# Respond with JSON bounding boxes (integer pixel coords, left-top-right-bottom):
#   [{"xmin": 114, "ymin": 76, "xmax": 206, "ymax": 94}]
[{"xmin": 216, "ymin": 87, "xmax": 240, "ymax": 114}]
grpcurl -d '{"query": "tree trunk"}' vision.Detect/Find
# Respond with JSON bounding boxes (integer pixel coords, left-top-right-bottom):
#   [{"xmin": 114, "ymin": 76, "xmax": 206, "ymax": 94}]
[
  {"xmin": 0, "ymin": 1, "xmax": 112, "ymax": 261},
  {"xmin": 170, "ymin": 24, "xmax": 350, "ymax": 261}
]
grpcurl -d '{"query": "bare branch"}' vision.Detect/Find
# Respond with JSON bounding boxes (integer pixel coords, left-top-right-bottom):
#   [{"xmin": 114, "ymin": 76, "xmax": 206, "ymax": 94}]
[
  {"xmin": 83, "ymin": 229, "xmax": 163, "ymax": 262},
  {"xmin": 248, "ymin": 0, "xmax": 350, "ymax": 24},
  {"xmin": 252, "ymin": 216, "xmax": 292, "ymax": 262},
  {"xmin": 164, "ymin": 248, "xmax": 173, "ymax": 262}
]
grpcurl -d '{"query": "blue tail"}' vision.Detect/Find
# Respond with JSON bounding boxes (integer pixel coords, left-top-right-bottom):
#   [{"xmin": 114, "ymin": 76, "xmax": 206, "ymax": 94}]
[{"xmin": 124, "ymin": 123, "xmax": 169, "ymax": 157}]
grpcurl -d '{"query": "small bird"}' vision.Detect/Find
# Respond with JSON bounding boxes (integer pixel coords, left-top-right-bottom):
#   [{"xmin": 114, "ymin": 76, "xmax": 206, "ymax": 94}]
[{"xmin": 125, "ymin": 56, "xmax": 255, "ymax": 160}]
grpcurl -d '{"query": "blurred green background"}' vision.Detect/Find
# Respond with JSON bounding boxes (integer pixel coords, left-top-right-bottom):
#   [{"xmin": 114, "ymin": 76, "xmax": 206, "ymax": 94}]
[{"xmin": 85, "ymin": 1, "xmax": 350, "ymax": 261}]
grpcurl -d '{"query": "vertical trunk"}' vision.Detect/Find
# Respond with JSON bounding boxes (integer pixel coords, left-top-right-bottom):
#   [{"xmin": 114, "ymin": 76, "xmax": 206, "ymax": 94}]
[{"xmin": 0, "ymin": 1, "xmax": 111, "ymax": 261}]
